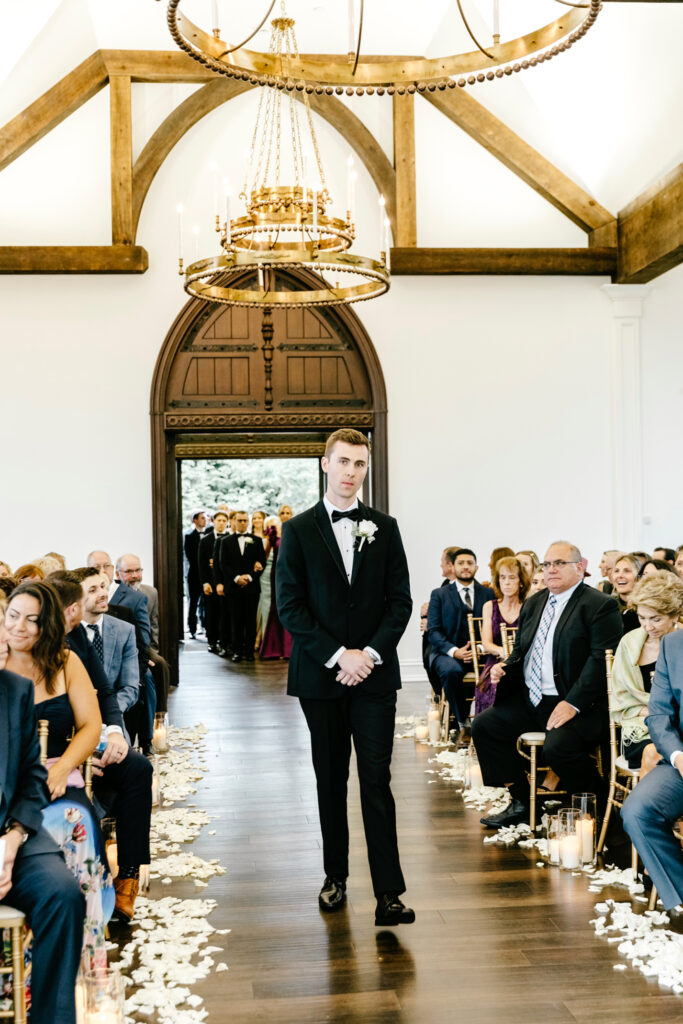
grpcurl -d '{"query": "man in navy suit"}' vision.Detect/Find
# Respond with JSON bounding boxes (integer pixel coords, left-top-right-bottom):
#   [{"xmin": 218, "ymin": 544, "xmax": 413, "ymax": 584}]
[
  {"xmin": 622, "ymin": 629, "xmax": 683, "ymax": 909},
  {"xmin": 0, "ymin": 604, "xmax": 83, "ymax": 1024},
  {"xmin": 427, "ymin": 548, "xmax": 494, "ymax": 729},
  {"xmin": 277, "ymin": 429, "xmax": 414, "ymax": 926}
]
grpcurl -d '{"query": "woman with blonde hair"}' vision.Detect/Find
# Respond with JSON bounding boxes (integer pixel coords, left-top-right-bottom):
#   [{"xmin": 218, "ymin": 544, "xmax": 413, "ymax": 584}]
[
  {"xmin": 516, "ymin": 550, "xmax": 539, "ymax": 580},
  {"xmin": 612, "ymin": 572, "xmax": 683, "ymax": 775}
]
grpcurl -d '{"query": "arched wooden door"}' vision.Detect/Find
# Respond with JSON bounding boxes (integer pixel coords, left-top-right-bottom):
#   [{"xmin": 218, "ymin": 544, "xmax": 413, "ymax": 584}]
[{"xmin": 150, "ymin": 267, "xmax": 388, "ymax": 673}]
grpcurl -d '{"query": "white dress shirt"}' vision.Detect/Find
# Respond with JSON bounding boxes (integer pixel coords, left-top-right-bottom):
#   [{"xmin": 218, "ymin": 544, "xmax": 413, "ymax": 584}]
[
  {"xmin": 447, "ymin": 580, "xmax": 476, "ymax": 659},
  {"xmin": 322, "ymin": 495, "xmax": 382, "ymax": 670},
  {"xmin": 233, "ymin": 532, "xmax": 253, "ymax": 583},
  {"xmin": 523, "ymin": 582, "xmax": 581, "ymax": 699}
]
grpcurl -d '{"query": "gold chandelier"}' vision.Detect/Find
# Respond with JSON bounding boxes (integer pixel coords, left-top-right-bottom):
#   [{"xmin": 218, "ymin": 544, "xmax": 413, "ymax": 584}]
[
  {"xmin": 176, "ymin": 9, "xmax": 390, "ymax": 308},
  {"xmin": 167, "ymin": 0, "xmax": 602, "ymax": 95}
]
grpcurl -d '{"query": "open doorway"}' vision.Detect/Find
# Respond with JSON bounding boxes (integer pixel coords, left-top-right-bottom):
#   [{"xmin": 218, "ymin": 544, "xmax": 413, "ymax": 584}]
[{"xmin": 180, "ymin": 456, "xmax": 321, "ymax": 519}]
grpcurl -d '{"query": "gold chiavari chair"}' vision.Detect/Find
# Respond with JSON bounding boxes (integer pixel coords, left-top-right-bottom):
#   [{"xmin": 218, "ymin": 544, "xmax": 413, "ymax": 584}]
[
  {"xmin": 0, "ymin": 906, "xmax": 27, "ymax": 1023},
  {"xmin": 596, "ymin": 650, "xmax": 641, "ymax": 867},
  {"xmin": 38, "ymin": 719, "xmax": 94, "ymax": 800},
  {"xmin": 499, "ymin": 623, "xmax": 518, "ymax": 660},
  {"xmin": 466, "ymin": 614, "xmax": 484, "ymax": 687}
]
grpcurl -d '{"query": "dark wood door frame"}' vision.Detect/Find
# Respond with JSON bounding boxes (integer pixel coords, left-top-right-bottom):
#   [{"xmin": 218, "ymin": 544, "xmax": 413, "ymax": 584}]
[{"xmin": 150, "ymin": 276, "xmax": 388, "ymax": 678}]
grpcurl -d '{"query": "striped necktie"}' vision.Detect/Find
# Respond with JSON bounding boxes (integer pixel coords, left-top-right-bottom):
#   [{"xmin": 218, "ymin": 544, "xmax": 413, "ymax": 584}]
[
  {"xmin": 90, "ymin": 622, "xmax": 104, "ymax": 663},
  {"xmin": 527, "ymin": 595, "xmax": 557, "ymax": 706}
]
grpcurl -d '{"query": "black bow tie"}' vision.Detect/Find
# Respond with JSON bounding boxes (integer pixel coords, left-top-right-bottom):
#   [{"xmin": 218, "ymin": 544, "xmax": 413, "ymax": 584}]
[{"xmin": 331, "ymin": 508, "xmax": 361, "ymax": 523}]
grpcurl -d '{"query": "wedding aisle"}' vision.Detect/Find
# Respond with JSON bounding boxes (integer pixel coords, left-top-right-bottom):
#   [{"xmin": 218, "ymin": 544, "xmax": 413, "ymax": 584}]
[{"xmin": 135, "ymin": 645, "xmax": 680, "ymax": 1024}]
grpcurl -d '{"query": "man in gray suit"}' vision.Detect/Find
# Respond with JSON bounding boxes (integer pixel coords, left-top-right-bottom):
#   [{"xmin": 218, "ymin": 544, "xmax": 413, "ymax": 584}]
[
  {"xmin": 80, "ymin": 572, "xmax": 140, "ymax": 717},
  {"xmin": 622, "ymin": 629, "xmax": 683, "ymax": 910}
]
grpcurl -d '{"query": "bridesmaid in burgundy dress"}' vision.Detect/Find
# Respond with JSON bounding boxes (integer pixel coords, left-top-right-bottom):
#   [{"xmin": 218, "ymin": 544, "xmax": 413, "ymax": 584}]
[
  {"xmin": 259, "ymin": 515, "xmax": 293, "ymax": 659},
  {"xmin": 475, "ymin": 556, "xmax": 528, "ymax": 715}
]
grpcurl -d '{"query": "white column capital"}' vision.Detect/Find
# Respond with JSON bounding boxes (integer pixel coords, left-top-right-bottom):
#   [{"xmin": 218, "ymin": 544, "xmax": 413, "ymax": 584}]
[{"xmin": 602, "ymin": 284, "xmax": 650, "ymax": 320}]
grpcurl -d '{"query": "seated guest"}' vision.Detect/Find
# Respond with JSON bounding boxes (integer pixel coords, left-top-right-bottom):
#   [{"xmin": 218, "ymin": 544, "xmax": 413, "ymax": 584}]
[
  {"xmin": 597, "ymin": 549, "xmax": 623, "ymax": 594},
  {"xmin": 675, "ymin": 545, "xmax": 683, "ymax": 582},
  {"xmin": 483, "ymin": 547, "xmax": 515, "ymax": 587},
  {"xmin": 116, "ymin": 553, "xmax": 171, "ymax": 711},
  {"xmin": 611, "ymin": 573, "xmax": 683, "ymax": 775},
  {"xmin": 472, "ymin": 541, "xmax": 622, "ymax": 827},
  {"xmin": 0, "ymin": 595, "xmax": 84, "ymax": 1024},
  {"xmin": 653, "ymin": 547, "xmax": 676, "ymax": 566},
  {"xmin": 215, "ymin": 510, "xmax": 265, "ymax": 662},
  {"xmin": 32, "ymin": 555, "xmax": 63, "ymax": 577},
  {"xmin": 516, "ymin": 550, "xmax": 539, "ymax": 582},
  {"xmin": 199, "ymin": 511, "xmax": 229, "ymax": 655},
  {"xmin": 49, "ymin": 572, "xmax": 153, "ymax": 923},
  {"xmin": 613, "ymin": 553, "xmax": 645, "ymax": 632},
  {"xmin": 528, "ymin": 567, "xmax": 547, "ymax": 596},
  {"xmin": 0, "ymin": 560, "xmax": 11, "ymax": 577},
  {"xmin": 13, "ymin": 563, "xmax": 45, "ymax": 583},
  {"xmin": 4, "ymin": 582, "xmax": 114, "ymax": 969},
  {"xmin": 44, "ymin": 551, "xmax": 67, "ymax": 570},
  {"xmin": 622, "ymin": 627, "xmax": 683, "ymax": 910},
  {"xmin": 422, "ymin": 547, "xmax": 462, "ymax": 686},
  {"xmin": 476, "ymin": 556, "xmax": 528, "ymax": 716},
  {"xmin": 639, "ymin": 558, "xmax": 678, "ymax": 579},
  {"xmin": 426, "ymin": 549, "xmax": 494, "ymax": 730},
  {"xmin": 0, "ymin": 576, "xmax": 16, "ymax": 600}
]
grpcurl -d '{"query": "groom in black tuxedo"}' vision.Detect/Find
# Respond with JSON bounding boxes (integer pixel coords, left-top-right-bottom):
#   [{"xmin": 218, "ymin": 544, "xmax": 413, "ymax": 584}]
[{"xmin": 277, "ymin": 429, "xmax": 414, "ymax": 926}]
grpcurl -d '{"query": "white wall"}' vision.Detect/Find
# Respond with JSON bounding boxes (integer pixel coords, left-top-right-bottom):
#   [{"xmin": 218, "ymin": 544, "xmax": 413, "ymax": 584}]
[{"xmin": 1, "ymin": 10, "xmax": 682, "ymax": 679}]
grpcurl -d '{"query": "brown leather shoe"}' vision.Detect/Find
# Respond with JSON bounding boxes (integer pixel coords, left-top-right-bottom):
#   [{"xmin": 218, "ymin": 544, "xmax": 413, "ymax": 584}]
[{"xmin": 114, "ymin": 877, "xmax": 139, "ymax": 922}]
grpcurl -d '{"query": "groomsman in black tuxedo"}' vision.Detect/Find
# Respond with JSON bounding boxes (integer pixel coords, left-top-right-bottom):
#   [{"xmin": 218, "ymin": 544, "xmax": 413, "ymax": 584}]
[
  {"xmin": 199, "ymin": 510, "xmax": 229, "ymax": 654},
  {"xmin": 277, "ymin": 428, "xmax": 414, "ymax": 926},
  {"xmin": 183, "ymin": 510, "xmax": 206, "ymax": 638},
  {"xmin": 216, "ymin": 511, "xmax": 265, "ymax": 662},
  {"xmin": 426, "ymin": 548, "xmax": 494, "ymax": 728}
]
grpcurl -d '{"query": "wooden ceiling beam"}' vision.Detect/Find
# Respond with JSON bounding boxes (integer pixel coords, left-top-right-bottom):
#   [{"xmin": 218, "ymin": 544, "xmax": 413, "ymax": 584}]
[
  {"xmin": 101, "ymin": 49, "xmax": 214, "ymax": 83},
  {"xmin": 392, "ymin": 93, "xmax": 417, "ymax": 247},
  {"xmin": 110, "ymin": 76, "xmax": 134, "ymax": 245},
  {"xmin": 0, "ymin": 52, "xmax": 107, "ymax": 173},
  {"xmin": 0, "ymin": 246, "xmax": 149, "ymax": 274},
  {"xmin": 390, "ymin": 247, "xmax": 617, "ymax": 276},
  {"xmin": 617, "ymin": 164, "xmax": 683, "ymax": 283},
  {"xmin": 422, "ymin": 89, "xmax": 615, "ymax": 234}
]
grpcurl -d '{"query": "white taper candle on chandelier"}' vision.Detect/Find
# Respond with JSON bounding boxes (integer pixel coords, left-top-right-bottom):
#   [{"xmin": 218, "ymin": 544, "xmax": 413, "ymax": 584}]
[
  {"xmin": 346, "ymin": 155, "xmax": 355, "ymax": 217},
  {"xmin": 313, "ymin": 189, "xmax": 318, "ymax": 235},
  {"xmin": 224, "ymin": 180, "xmax": 231, "ymax": 243},
  {"xmin": 211, "ymin": 0, "xmax": 219, "ymax": 34},
  {"xmin": 176, "ymin": 203, "xmax": 184, "ymax": 262},
  {"xmin": 210, "ymin": 160, "xmax": 218, "ymax": 220},
  {"xmin": 384, "ymin": 216, "xmax": 391, "ymax": 271},
  {"xmin": 258, "ymin": 265, "xmax": 264, "ymax": 289},
  {"xmin": 493, "ymin": 0, "xmax": 500, "ymax": 40},
  {"xmin": 348, "ymin": 0, "xmax": 355, "ymax": 53},
  {"xmin": 378, "ymin": 194, "xmax": 386, "ymax": 255}
]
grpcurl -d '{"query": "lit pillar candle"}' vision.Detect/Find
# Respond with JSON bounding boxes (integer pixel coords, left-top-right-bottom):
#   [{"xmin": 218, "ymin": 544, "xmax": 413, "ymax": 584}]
[
  {"xmin": 548, "ymin": 838, "xmax": 560, "ymax": 865},
  {"xmin": 427, "ymin": 707, "xmax": 441, "ymax": 743},
  {"xmin": 578, "ymin": 817, "xmax": 594, "ymax": 863},
  {"xmin": 415, "ymin": 724, "xmax": 429, "ymax": 742},
  {"xmin": 176, "ymin": 203, "xmax": 184, "ymax": 265},
  {"xmin": 153, "ymin": 713, "xmax": 169, "ymax": 752},
  {"xmin": 378, "ymin": 194, "xmax": 386, "ymax": 255},
  {"xmin": 560, "ymin": 834, "xmax": 581, "ymax": 869}
]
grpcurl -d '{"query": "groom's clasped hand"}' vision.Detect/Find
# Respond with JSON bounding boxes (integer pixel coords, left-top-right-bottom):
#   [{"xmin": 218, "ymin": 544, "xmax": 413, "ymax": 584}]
[{"xmin": 335, "ymin": 648, "xmax": 375, "ymax": 686}]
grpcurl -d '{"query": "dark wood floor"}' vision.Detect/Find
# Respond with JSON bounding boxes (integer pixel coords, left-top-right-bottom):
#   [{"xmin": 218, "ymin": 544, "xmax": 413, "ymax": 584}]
[{"xmin": 159, "ymin": 645, "xmax": 680, "ymax": 1023}]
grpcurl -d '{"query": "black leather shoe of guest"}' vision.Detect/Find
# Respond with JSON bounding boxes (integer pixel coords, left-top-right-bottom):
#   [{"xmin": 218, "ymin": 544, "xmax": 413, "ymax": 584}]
[
  {"xmin": 231, "ymin": 653, "xmax": 242, "ymax": 663},
  {"xmin": 318, "ymin": 876, "xmax": 346, "ymax": 912},
  {"xmin": 375, "ymin": 894, "xmax": 415, "ymax": 926},
  {"xmin": 479, "ymin": 798, "xmax": 528, "ymax": 829}
]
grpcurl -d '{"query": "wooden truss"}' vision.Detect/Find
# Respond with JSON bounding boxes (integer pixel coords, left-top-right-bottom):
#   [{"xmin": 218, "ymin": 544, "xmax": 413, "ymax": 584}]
[{"xmin": 0, "ymin": 49, "xmax": 680, "ymax": 283}]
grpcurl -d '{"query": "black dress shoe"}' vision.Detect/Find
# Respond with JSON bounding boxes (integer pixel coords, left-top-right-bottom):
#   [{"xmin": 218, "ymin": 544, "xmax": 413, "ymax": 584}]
[
  {"xmin": 231, "ymin": 653, "xmax": 242, "ymax": 663},
  {"xmin": 318, "ymin": 876, "xmax": 346, "ymax": 912},
  {"xmin": 375, "ymin": 894, "xmax": 415, "ymax": 926},
  {"xmin": 208, "ymin": 644, "xmax": 219, "ymax": 655},
  {"xmin": 479, "ymin": 798, "xmax": 528, "ymax": 829}
]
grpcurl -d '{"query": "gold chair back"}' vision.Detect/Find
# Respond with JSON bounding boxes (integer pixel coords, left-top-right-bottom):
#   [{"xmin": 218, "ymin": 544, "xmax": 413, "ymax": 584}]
[
  {"xmin": 499, "ymin": 624, "xmax": 518, "ymax": 660},
  {"xmin": 38, "ymin": 720, "xmax": 94, "ymax": 801},
  {"xmin": 466, "ymin": 614, "xmax": 484, "ymax": 685},
  {"xmin": 597, "ymin": 648, "xmax": 640, "ymax": 858}
]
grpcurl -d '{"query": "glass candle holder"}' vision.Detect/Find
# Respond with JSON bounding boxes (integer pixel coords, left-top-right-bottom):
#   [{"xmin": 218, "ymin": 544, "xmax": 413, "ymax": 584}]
[
  {"xmin": 572, "ymin": 792, "xmax": 597, "ymax": 866},
  {"xmin": 414, "ymin": 723, "xmax": 429, "ymax": 743},
  {"xmin": 151, "ymin": 754, "xmax": 162, "ymax": 807},
  {"xmin": 152, "ymin": 712, "xmax": 169, "ymax": 753},
  {"xmin": 547, "ymin": 814, "xmax": 561, "ymax": 866},
  {"xmin": 83, "ymin": 967, "xmax": 125, "ymax": 1023},
  {"xmin": 558, "ymin": 808, "xmax": 582, "ymax": 870},
  {"xmin": 427, "ymin": 704, "xmax": 442, "ymax": 744},
  {"xmin": 465, "ymin": 747, "xmax": 484, "ymax": 790}
]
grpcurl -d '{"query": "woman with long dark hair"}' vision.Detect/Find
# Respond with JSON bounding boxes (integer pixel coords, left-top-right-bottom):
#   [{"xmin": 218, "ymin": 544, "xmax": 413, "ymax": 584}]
[{"xmin": 4, "ymin": 581, "xmax": 114, "ymax": 970}]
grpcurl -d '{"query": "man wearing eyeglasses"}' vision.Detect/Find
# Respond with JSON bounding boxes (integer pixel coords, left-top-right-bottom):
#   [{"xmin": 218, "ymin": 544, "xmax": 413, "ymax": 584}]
[{"xmin": 472, "ymin": 540, "xmax": 622, "ymax": 828}]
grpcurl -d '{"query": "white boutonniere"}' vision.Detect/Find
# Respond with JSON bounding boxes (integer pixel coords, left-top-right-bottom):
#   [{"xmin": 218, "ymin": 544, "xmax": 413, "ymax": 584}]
[
  {"xmin": 244, "ymin": 536, "xmax": 254, "ymax": 545},
  {"xmin": 353, "ymin": 520, "xmax": 378, "ymax": 551}
]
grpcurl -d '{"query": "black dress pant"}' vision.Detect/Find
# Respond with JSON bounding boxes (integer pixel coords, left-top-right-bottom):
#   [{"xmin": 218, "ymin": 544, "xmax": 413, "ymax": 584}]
[
  {"xmin": 93, "ymin": 749, "xmax": 153, "ymax": 866},
  {"xmin": 218, "ymin": 595, "xmax": 231, "ymax": 653},
  {"xmin": 203, "ymin": 593, "xmax": 220, "ymax": 647},
  {"xmin": 186, "ymin": 572, "xmax": 201, "ymax": 635},
  {"xmin": 149, "ymin": 649, "xmax": 171, "ymax": 711},
  {"xmin": 471, "ymin": 693, "xmax": 607, "ymax": 804},
  {"xmin": 300, "ymin": 689, "xmax": 405, "ymax": 897},
  {"xmin": 229, "ymin": 585, "xmax": 259, "ymax": 657},
  {"xmin": 10, "ymin": 850, "xmax": 83, "ymax": 1024}
]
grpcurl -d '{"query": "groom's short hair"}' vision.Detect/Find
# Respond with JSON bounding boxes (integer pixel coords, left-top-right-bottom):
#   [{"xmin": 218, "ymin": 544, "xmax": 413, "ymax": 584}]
[{"xmin": 325, "ymin": 429, "xmax": 371, "ymax": 459}]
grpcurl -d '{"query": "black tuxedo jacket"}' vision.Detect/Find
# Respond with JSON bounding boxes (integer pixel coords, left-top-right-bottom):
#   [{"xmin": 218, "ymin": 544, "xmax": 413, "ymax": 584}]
[
  {"xmin": 184, "ymin": 527, "xmax": 202, "ymax": 580},
  {"xmin": 0, "ymin": 669, "xmax": 59, "ymax": 857},
  {"xmin": 276, "ymin": 500, "xmax": 413, "ymax": 699},
  {"xmin": 198, "ymin": 532, "xmax": 216, "ymax": 588},
  {"xmin": 217, "ymin": 533, "xmax": 265, "ymax": 592},
  {"xmin": 427, "ymin": 579, "xmax": 495, "ymax": 658},
  {"xmin": 498, "ymin": 582, "xmax": 622, "ymax": 715}
]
